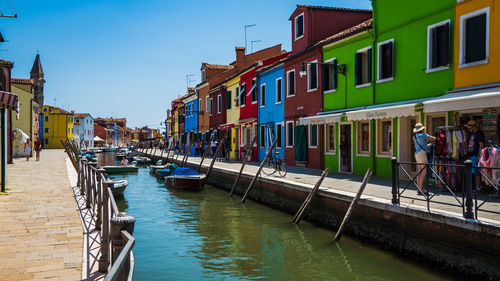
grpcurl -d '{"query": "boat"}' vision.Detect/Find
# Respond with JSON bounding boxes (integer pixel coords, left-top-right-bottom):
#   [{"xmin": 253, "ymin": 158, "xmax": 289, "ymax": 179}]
[
  {"xmin": 132, "ymin": 156, "xmax": 151, "ymax": 164},
  {"xmin": 116, "ymin": 153, "xmax": 127, "ymax": 160},
  {"xmin": 165, "ymin": 167, "xmax": 206, "ymax": 190},
  {"xmin": 106, "ymin": 177, "xmax": 128, "ymax": 194},
  {"xmin": 103, "ymin": 147, "xmax": 115, "ymax": 153},
  {"xmin": 149, "ymin": 160, "xmax": 168, "ymax": 175},
  {"xmin": 101, "ymin": 165, "xmax": 139, "ymax": 174},
  {"xmin": 156, "ymin": 164, "xmax": 178, "ymax": 178}
]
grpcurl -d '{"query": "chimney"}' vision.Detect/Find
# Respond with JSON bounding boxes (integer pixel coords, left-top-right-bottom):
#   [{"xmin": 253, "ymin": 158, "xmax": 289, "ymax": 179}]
[{"xmin": 235, "ymin": 47, "xmax": 246, "ymax": 69}]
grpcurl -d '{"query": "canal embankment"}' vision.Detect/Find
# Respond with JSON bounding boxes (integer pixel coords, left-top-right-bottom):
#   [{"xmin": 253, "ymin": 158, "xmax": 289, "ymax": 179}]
[{"xmin": 143, "ymin": 148, "xmax": 500, "ymax": 280}]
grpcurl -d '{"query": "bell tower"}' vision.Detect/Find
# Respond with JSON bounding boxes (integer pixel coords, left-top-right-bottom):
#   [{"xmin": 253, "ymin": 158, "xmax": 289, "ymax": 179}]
[{"xmin": 30, "ymin": 53, "xmax": 45, "ymax": 105}]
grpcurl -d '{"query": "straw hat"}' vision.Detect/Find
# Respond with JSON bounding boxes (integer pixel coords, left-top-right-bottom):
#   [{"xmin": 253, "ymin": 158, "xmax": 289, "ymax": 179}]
[
  {"xmin": 464, "ymin": 119, "xmax": 478, "ymax": 128},
  {"xmin": 413, "ymin": 123, "xmax": 425, "ymax": 133}
]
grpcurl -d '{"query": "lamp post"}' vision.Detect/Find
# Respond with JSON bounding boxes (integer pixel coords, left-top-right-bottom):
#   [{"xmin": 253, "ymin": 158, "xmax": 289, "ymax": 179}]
[{"xmin": 244, "ymin": 24, "xmax": 256, "ymax": 54}]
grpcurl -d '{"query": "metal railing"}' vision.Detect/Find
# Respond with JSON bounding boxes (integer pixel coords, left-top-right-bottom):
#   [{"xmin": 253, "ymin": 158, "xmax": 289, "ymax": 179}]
[
  {"xmin": 391, "ymin": 157, "xmax": 500, "ymax": 220},
  {"xmin": 62, "ymin": 139, "xmax": 135, "ymax": 281}
]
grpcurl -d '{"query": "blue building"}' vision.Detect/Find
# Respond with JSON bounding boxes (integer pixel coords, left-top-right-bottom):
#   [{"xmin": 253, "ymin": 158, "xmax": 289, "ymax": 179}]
[
  {"xmin": 257, "ymin": 61, "xmax": 286, "ymax": 161},
  {"xmin": 182, "ymin": 91, "xmax": 198, "ymax": 155}
]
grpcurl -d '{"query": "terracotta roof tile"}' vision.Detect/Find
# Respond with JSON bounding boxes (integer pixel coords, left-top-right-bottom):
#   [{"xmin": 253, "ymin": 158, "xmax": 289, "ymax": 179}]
[
  {"xmin": 312, "ymin": 18, "xmax": 373, "ymax": 48},
  {"xmin": 202, "ymin": 63, "xmax": 234, "ymax": 70},
  {"xmin": 290, "ymin": 5, "xmax": 372, "ymax": 20},
  {"xmin": 11, "ymin": 78, "xmax": 34, "ymax": 85},
  {"xmin": 75, "ymin": 113, "xmax": 90, "ymax": 119}
]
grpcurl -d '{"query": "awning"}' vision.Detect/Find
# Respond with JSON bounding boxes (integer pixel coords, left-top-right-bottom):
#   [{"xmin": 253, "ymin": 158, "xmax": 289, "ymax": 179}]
[
  {"xmin": 346, "ymin": 103, "xmax": 417, "ymax": 121},
  {"xmin": 236, "ymin": 117, "xmax": 257, "ymax": 125},
  {"xmin": 219, "ymin": 123, "xmax": 235, "ymax": 130},
  {"xmin": 0, "ymin": 91, "xmax": 18, "ymax": 111},
  {"xmin": 298, "ymin": 113, "xmax": 342, "ymax": 125},
  {"xmin": 94, "ymin": 136, "xmax": 105, "ymax": 142},
  {"xmin": 423, "ymin": 86, "xmax": 500, "ymax": 113}
]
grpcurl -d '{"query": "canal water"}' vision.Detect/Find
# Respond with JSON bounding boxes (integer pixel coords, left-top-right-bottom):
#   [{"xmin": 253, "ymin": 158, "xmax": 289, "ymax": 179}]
[{"xmin": 99, "ymin": 153, "xmax": 457, "ymax": 281}]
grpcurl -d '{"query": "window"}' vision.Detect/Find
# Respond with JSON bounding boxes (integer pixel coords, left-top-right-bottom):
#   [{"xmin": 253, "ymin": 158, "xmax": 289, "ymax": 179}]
[
  {"xmin": 307, "ymin": 61, "xmax": 318, "ymax": 91},
  {"xmin": 206, "ymin": 96, "xmax": 209, "ymax": 112},
  {"xmin": 217, "ymin": 95, "xmax": 221, "ymax": 114},
  {"xmin": 43, "ymin": 108, "xmax": 47, "ymax": 112},
  {"xmin": 355, "ymin": 47, "xmax": 372, "ymax": 86},
  {"xmin": 287, "ymin": 70, "xmax": 295, "ymax": 97},
  {"xmin": 44, "ymin": 127, "xmax": 49, "ymax": 133},
  {"xmin": 286, "ymin": 121, "xmax": 294, "ymax": 147},
  {"xmin": 276, "ymin": 123, "xmax": 283, "ymax": 148},
  {"xmin": 309, "ymin": 125, "xmax": 318, "ymax": 147},
  {"xmin": 199, "ymin": 99, "xmax": 202, "ymax": 112},
  {"xmin": 260, "ymin": 84, "xmax": 266, "ymax": 107},
  {"xmin": 460, "ymin": 7, "xmax": 489, "ymax": 68},
  {"xmin": 235, "ymin": 87, "xmax": 239, "ymax": 107},
  {"xmin": 45, "ymin": 138, "xmax": 48, "ymax": 145},
  {"xmin": 322, "ymin": 59, "xmax": 337, "ymax": 92},
  {"xmin": 377, "ymin": 119, "xmax": 392, "ymax": 156},
  {"xmin": 202, "ymin": 69, "xmax": 206, "ymax": 82},
  {"xmin": 44, "ymin": 116, "xmax": 49, "ymax": 122},
  {"xmin": 226, "ymin": 90, "xmax": 232, "ymax": 110},
  {"xmin": 276, "ymin": 78, "xmax": 282, "ymax": 103},
  {"xmin": 357, "ymin": 121, "xmax": 370, "ymax": 155},
  {"xmin": 325, "ymin": 124, "xmax": 335, "ymax": 154},
  {"xmin": 295, "ymin": 13, "xmax": 304, "ymax": 40},
  {"xmin": 427, "ymin": 20, "xmax": 451, "ymax": 72},
  {"xmin": 251, "ymin": 79, "xmax": 257, "ymax": 103},
  {"xmin": 209, "ymin": 98, "xmax": 213, "ymax": 115},
  {"xmin": 377, "ymin": 39, "xmax": 394, "ymax": 82},
  {"xmin": 240, "ymin": 84, "xmax": 246, "ymax": 106},
  {"xmin": 260, "ymin": 125, "xmax": 265, "ymax": 148}
]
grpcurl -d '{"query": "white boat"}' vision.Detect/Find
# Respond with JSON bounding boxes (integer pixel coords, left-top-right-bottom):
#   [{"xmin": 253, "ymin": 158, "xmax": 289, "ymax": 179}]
[{"xmin": 106, "ymin": 178, "xmax": 128, "ymax": 194}]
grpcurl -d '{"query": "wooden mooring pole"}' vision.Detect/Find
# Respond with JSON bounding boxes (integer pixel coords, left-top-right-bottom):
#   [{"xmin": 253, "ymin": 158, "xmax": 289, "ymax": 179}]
[
  {"xmin": 229, "ymin": 136, "xmax": 256, "ymax": 197},
  {"xmin": 292, "ymin": 168, "xmax": 329, "ymax": 224},
  {"xmin": 333, "ymin": 168, "xmax": 373, "ymax": 242},
  {"xmin": 181, "ymin": 145, "xmax": 191, "ymax": 167},
  {"xmin": 197, "ymin": 136, "xmax": 214, "ymax": 172},
  {"xmin": 200, "ymin": 131, "xmax": 227, "ymax": 188},
  {"xmin": 241, "ymin": 138, "xmax": 278, "ymax": 203}
]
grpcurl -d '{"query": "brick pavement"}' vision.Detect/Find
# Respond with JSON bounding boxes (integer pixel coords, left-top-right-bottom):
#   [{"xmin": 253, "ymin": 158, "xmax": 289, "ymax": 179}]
[{"xmin": 0, "ymin": 149, "xmax": 83, "ymax": 281}]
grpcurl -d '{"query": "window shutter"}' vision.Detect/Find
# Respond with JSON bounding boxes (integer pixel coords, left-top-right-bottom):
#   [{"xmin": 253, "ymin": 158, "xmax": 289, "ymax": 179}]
[
  {"xmin": 333, "ymin": 60, "xmax": 337, "ymax": 89},
  {"xmin": 431, "ymin": 28, "xmax": 438, "ymax": 68},
  {"xmin": 235, "ymin": 87, "xmax": 239, "ymax": 106},
  {"xmin": 443, "ymin": 22, "xmax": 450, "ymax": 66},
  {"xmin": 321, "ymin": 63, "xmax": 328, "ymax": 91},
  {"xmin": 387, "ymin": 42, "xmax": 393, "ymax": 78},
  {"xmin": 355, "ymin": 53, "xmax": 360, "ymax": 85},
  {"xmin": 367, "ymin": 49, "xmax": 372, "ymax": 83}
]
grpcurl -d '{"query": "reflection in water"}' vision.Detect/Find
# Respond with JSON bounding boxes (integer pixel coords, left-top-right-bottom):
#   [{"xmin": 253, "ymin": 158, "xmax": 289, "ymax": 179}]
[{"xmin": 98, "ymin": 153, "xmax": 457, "ymax": 281}]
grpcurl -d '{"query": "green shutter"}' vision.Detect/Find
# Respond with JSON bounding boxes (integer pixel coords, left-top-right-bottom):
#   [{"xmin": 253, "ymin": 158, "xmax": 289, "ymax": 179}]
[{"xmin": 332, "ymin": 59, "xmax": 337, "ymax": 89}]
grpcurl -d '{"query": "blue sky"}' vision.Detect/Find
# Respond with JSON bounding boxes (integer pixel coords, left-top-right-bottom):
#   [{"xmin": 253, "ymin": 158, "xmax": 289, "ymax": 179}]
[{"xmin": 0, "ymin": 0, "xmax": 371, "ymax": 129}]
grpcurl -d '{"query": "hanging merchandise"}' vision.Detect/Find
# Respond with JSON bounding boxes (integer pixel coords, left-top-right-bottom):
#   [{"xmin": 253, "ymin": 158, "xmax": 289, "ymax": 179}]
[{"xmin": 482, "ymin": 109, "xmax": 497, "ymax": 144}]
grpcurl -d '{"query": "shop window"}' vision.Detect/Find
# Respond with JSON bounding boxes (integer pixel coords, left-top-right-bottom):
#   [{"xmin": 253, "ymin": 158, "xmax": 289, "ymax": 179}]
[
  {"xmin": 260, "ymin": 125, "xmax": 265, "ymax": 148},
  {"xmin": 251, "ymin": 79, "xmax": 257, "ymax": 103},
  {"xmin": 295, "ymin": 13, "xmax": 304, "ymax": 40},
  {"xmin": 322, "ymin": 59, "xmax": 337, "ymax": 92},
  {"xmin": 427, "ymin": 20, "xmax": 450, "ymax": 72},
  {"xmin": 325, "ymin": 124, "xmax": 335, "ymax": 154},
  {"xmin": 276, "ymin": 123, "xmax": 283, "ymax": 148},
  {"xmin": 276, "ymin": 78, "xmax": 282, "ymax": 103},
  {"xmin": 355, "ymin": 47, "xmax": 372, "ymax": 87},
  {"xmin": 287, "ymin": 70, "xmax": 295, "ymax": 97},
  {"xmin": 357, "ymin": 121, "xmax": 370, "ymax": 155},
  {"xmin": 377, "ymin": 119, "xmax": 393, "ymax": 156},
  {"xmin": 460, "ymin": 7, "xmax": 489, "ymax": 68},
  {"xmin": 286, "ymin": 121, "xmax": 294, "ymax": 147},
  {"xmin": 260, "ymin": 84, "xmax": 266, "ymax": 107},
  {"xmin": 226, "ymin": 90, "xmax": 232, "ymax": 110},
  {"xmin": 309, "ymin": 124, "xmax": 318, "ymax": 147},
  {"xmin": 307, "ymin": 61, "xmax": 318, "ymax": 91},
  {"xmin": 377, "ymin": 39, "xmax": 394, "ymax": 82},
  {"xmin": 217, "ymin": 95, "xmax": 221, "ymax": 114}
]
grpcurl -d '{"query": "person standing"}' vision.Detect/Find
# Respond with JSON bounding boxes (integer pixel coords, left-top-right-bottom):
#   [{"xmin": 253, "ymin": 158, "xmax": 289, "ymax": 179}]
[
  {"xmin": 24, "ymin": 138, "xmax": 32, "ymax": 161},
  {"xmin": 34, "ymin": 137, "xmax": 42, "ymax": 161},
  {"xmin": 413, "ymin": 123, "xmax": 436, "ymax": 195},
  {"xmin": 211, "ymin": 138, "xmax": 217, "ymax": 157},
  {"xmin": 465, "ymin": 119, "xmax": 485, "ymax": 192}
]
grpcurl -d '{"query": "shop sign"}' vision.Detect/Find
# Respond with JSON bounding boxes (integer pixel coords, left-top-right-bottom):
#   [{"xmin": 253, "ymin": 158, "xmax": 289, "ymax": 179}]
[{"xmin": 366, "ymin": 111, "xmax": 387, "ymax": 119}]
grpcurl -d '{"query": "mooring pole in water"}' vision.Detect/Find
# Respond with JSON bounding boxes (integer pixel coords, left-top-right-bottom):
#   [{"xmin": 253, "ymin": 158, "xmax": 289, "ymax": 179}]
[
  {"xmin": 181, "ymin": 145, "xmax": 191, "ymax": 167},
  {"xmin": 333, "ymin": 168, "xmax": 373, "ymax": 242},
  {"xmin": 151, "ymin": 141, "xmax": 157, "ymax": 160},
  {"xmin": 197, "ymin": 136, "xmax": 214, "ymax": 172},
  {"xmin": 200, "ymin": 131, "xmax": 228, "ymax": 188},
  {"xmin": 229, "ymin": 136, "xmax": 256, "ymax": 197},
  {"xmin": 158, "ymin": 143, "xmax": 165, "ymax": 163},
  {"xmin": 165, "ymin": 141, "xmax": 173, "ymax": 164},
  {"xmin": 292, "ymin": 168, "xmax": 329, "ymax": 224},
  {"xmin": 241, "ymin": 138, "xmax": 278, "ymax": 203}
]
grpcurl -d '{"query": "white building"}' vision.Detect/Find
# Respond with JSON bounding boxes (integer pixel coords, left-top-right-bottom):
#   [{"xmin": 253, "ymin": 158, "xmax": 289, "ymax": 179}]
[{"xmin": 74, "ymin": 113, "xmax": 94, "ymax": 148}]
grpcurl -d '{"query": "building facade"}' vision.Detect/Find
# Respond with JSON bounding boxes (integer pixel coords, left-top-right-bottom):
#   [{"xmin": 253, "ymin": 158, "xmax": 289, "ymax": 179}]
[
  {"xmin": 39, "ymin": 106, "xmax": 75, "ymax": 149},
  {"xmin": 74, "ymin": 113, "xmax": 94, "ymax": 148}
]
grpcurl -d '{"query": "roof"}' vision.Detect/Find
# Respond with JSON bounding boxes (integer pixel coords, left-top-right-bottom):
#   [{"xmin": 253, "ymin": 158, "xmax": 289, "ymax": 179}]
[
  {"xmin": 256, "ymin": 55, "xmax": 290, "ymax": 75},
  {"xmin": 75, "ymin": 113, "xmax": 92, "ymax": 119},
  {"xmin": 94, "ymin": 117, "xmax": 127, "ymax": 125},
  {"xmin": 0, "ymin": 60, "xmax": 13, "ymax": 67},
  {"xmin": 290, "ymin": 5, "xmax": 372, "ymax": 20},
  {"xmin": 201, "ymin": 63, "xmax": 233, "ymax": 70},
  {"xmin": 11, "ymin": 78, "xmax": 34, "ymax": 85},
  {"xmin": 44, "ymin": 105, "xmax": 72, "ymax": 115},
  {"xmin": 313, "ymin": 18, "xmax": 373, "ymax": 48},
  {"xmin": 30, "ymin": 54, "xmax": 43, "ymax": 76}
]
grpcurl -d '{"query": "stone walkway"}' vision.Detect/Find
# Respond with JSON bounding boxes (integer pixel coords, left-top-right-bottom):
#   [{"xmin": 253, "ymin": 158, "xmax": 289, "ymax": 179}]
[{"xmin": 0, "ymin": 150, "xmax": 82, "ymax": 281}]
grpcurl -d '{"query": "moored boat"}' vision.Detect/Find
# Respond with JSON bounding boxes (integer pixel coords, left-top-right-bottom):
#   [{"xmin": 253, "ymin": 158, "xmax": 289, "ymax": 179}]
[
  {"xmin": 102, "ymin": 165, "xmax": 139, "ymax": 174},
  {"xmin": 165, "ymin": 167, "xmax": 205, "ymax": 190},
  {"xmin": 107, "ymin": 178, "xmax": 128, "ymax": 194}
]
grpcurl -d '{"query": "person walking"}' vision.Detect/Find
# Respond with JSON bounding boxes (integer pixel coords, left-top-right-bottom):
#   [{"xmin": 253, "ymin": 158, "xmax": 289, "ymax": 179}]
[
  {"xmin": 413, "ymin": 123, "xmax": 436, "ymax": 195},
  {"xmin": 211, "ymin": 138, "xmax": 217, "ymax": 157},
  {"xmin": 24, "ymin": 138, "xmax": 32, "ymax": 161},
  {"xmin": 465, "ymin": 119, "xmax": 485, "ymax": 192},
  {"xmin": 34, "ymin": 137, "xmax": 42, "ymax": 161}
]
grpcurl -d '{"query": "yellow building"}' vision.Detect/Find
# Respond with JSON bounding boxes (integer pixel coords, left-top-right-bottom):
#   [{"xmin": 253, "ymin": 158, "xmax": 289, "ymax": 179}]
[
  {"xmin": 172, "ymin": 102, "xmax": 182, "ymax": 145},
  {"xmin": 11, "ymin": 78, "xmax": 36, "ymax": 138},
  {"xmin": 225, "ymin": 75, "xmax": 241, "ymax": 160},
  {"xmin": 40, "ymin": 105, "xmax": 75, "ymax": 149},
  {"xmin": 454, "ymin": 0, "xmax": 500, "ymax": 88}
]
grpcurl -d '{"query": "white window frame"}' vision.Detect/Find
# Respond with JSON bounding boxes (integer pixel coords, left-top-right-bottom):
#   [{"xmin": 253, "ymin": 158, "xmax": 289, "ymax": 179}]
[
  {"xmin": 275, "ymin": 78, "xmax": 282, "ymax": 104},
  {"xmin": 356, "ymin": 121, "xmax": 371, "ymax": 157},
  {"xmin": 355, "ymin": 46, "xmax": 372, "ymax": 88},
  {"xmin": 294, "ymin": 13, "xmax": 305, "ymax": 41},
  {"xmin": 376, "ymin": 38, "xmax": 394, "ymax": 83},
  {"xmin": 206, "ymin": 96, "xmax": 209, "ymax": 112},
  {"xmin": 260, "ymin": 84, "xmax": 266, "ymax": 108},
  {"xmin": 217, "ymin": 94, "xmax": 221, "ymax": 114},
  {"xmin": 459, "ymin": 7, "xmax": 490, "ymax": 69},
  {"xmin": 251, "ymin": 78, "xmax": 258, "ymax": 104},
  {"xmin": 308, "ymin": 124, "xmax": 318, "ymax": 148},
  {"xmin": 240, "ymin": 83, "xmax": 246, "ymax": 107},
  {"xmin": 323, "ymin": 58, "xmax": 337, "ymax": 94},
  {"xmin": 376, "ymin": 119, "xmax": 393, "ymax": 158},
  {"xmin": 209, "ymin": 98, "xmax": 213, "ymax": 116},
  {"xmin": 307, "ymin": 60, "xmax": 318, "ymax": 92},
  {"xmin": 426, "ymin": 19, "xmax": 451, "ymax": 73},
  {"xmin": 286, "ymin": 120, "xmax": 294, "ymax": 148},
  {"xmin": 286, "ymin": 69, "xmax": 296, "ymax": 97},
  {"xmin": 276, "ymin": 122, "xmax": 283, "ymax": 149},
  {"xmin": 324, "ymin": 123, "xmax": 336, "ymax": 155}
]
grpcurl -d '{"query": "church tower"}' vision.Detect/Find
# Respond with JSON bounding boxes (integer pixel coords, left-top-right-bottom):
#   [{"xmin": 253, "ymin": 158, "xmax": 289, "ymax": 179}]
[{"xmin": 30, "ymin": 54, "xmax": 45, "ymax": 106}]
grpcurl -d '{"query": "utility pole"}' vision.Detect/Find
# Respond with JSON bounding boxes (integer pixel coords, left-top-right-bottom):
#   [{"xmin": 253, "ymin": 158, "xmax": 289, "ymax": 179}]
[
  {"xmin": 244, "ymin": 24, "xmax": 256, "ymax": 54},
  {"xmin": 251, "ymin": 40, "xmax": 262, "ymax": 53}
]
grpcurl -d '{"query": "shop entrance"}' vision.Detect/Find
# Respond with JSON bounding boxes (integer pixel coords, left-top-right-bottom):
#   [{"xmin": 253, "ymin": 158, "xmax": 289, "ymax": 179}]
[
  {"xmin": 399, "ymin": 116, "xmax": 418, "ymax": 176},
  {"xmin": 340, "ymin": 124, "xmax": 352, "ymax": 173},
  {"xmin": 234, "ymin": 127, "xmax": 240, "ymax": 161}
]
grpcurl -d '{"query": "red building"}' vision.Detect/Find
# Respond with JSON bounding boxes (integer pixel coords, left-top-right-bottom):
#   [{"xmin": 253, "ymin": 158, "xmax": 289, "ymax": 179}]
[{"xmin": 284, "ymin": 5, "xmax": 372, "ymax": 168}]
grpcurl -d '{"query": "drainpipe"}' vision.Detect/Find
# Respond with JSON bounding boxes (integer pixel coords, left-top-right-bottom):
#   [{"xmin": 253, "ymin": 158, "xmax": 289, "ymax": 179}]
[{"xmin": 371, "ymin": 1, "xmax": 378, "ymax": 175}]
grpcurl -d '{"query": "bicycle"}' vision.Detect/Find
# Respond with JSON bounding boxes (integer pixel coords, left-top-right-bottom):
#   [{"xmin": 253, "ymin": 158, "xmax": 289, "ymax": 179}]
[{"xmin": 262, "ymin": 150, "xmax": 287, "ymax": 177}]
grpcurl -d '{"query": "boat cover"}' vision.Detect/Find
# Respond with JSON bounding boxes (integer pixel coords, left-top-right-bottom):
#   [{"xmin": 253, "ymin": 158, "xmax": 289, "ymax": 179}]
[{"xmin": 170, "ymin": 167, "xmax": 200, "ymax": 176}]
